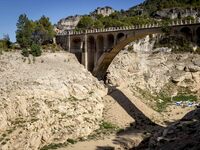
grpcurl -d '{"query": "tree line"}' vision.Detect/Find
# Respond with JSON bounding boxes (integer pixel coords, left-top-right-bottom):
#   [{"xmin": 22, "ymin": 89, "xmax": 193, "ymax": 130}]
[
  {"xmin": 0, "ymin": 34, "xmax": 11, "ymax": 54},
  {"xmin": 76, "ymin": 13, "xmax": 154, "ymax": 30},
  {"xmin": 76, "ymin": 0, "xmax": 200, "ymax": 30},
  {"xmin": 142, "ymin": 0, "xmax": 200, "ymax": 15},
  {"xmin": 16, "ymin": 14, "xmax": 55, "ymax": 57}
]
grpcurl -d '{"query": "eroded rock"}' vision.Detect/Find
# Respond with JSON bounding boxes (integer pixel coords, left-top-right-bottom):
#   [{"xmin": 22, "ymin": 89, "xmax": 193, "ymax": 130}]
[{"xmin": 0, "ymin": 52, "xmax": 107, "ymax": 149}]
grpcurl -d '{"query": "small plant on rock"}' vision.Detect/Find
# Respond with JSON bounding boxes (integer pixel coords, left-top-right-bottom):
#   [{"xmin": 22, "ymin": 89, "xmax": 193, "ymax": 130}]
[
  {"xmin": 67, "ymin": 138, "xmax": 77, "ymax": 144},
  {"xmin": 30, "ymin": 43, "xmax": 42, "ymax": 57},
  {"xmin": 100, "ymin": 121, "xmax": 118, "ymax": 130},
  {"xmin": 21, "ymin": 48, "xmax": 29, "ymax": 57},
  {"xmin": 0, "ymin": 49, "xmax": 2, "ymax": 55},
  {"xmin": 127, "ymin": 45, "xmax": 133, "ymax": 52}
]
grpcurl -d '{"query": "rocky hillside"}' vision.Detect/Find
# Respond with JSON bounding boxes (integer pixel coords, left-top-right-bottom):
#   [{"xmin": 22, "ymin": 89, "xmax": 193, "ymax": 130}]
[
  {"xmin": 51, "ymin": 36, "xmax": 200, "ymax": 150},
  {"xmin": 55, "ymin": 1, "xmax": 200, "ymax": 33},
  {"xmin": 108, "ymin": 35, "xmax": 200, "ymax": 112},
  {"xmin": 0, "ymin": 52, "xmax": 107, "ymax": 150},
  {"xmin": 104, "ymin": 35, "xmax": 200, "ymax": 149},
  {"xmin": 55, "ymin": 7, "xmax": 115, "ymax": 32},
  {"xmin": 134, "ymin": 108, "xmax": 200, "ymax": 150}
]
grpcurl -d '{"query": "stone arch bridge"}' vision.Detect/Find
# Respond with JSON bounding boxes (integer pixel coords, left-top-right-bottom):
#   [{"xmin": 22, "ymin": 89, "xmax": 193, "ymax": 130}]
[{"xmin": 56, "ymin": 20, "xmax": 200, "ymax": 80}]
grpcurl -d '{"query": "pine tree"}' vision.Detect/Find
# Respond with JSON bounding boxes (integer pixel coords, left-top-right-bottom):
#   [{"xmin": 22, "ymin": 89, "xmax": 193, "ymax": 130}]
[{"xmin": 16, "ymin": 14, "xmax": 34, "ymax": 48}]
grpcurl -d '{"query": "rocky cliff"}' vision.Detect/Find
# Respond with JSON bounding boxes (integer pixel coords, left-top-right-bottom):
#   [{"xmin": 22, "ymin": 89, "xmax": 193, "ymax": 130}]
[
  {"xmin": 55, "ymin": 6, "xmax": 115, "ymax": 32},
  {"xmin": 105, "ymin": 35, "xmax": 200, "ymax": 149},
  {"xmin": 0, "ymin": 52, "xmax": 107, "ymax": 150},
  {"xmin": 134, "ymin": 108, "xmax": 200, "ymax": 150},
  {"xmin": 108, "ymin": 35, "xmax": 200, "ymax": 111},
  {"xmin": 153, "ymin": 8, "xmax": 200, "ymax": 19},
  {"xmin": 56, "ymin": 15, "xmax": 82, "ymax": 32}
]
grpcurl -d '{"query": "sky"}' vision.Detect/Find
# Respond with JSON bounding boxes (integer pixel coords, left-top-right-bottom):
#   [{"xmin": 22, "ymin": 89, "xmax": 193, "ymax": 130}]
[{"xmin": 0, "ymin": 0, "xmax": 144, "ymax": 42}]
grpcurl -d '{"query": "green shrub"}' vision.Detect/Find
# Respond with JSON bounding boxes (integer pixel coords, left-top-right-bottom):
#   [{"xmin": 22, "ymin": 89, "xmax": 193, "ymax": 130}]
[
  {"xmin": 100, "ymin": 121, "xmax": 117, "ymax": 130},
  {"xmin": 161, "ymin": 21, "xmax": 171, "ymax": 35},
  {"xmin": 156, "ymin": 93, "xmax": 197, "ymax": 112},
  {"xmin": 0, "ymin": 49, "xmax": 2, "ymax": 55},
  {"xmin": 195, "ymin": 47, "xmax": 200, "ymax": 54},
  {"xmin": 127, "ymin": 45, "xmax": 133, "ymax": 52},
  {"xmin": 40, "ymin": 142, "xmax": 68, "ymax": 150},
  {"xmin": 30, "ymin": 43, "xmax": 42, "ymax": 57},
  {"xmin": 173, "ymin": 95, "xmax": 197, "ymax": 102},
  {"xmin": 21, "ymin": 48, "xmax": 29, "ymax": 57},
  {"xmin": 67, "ymin": 138, "xmax": 77, "ymax": 144},
  {"xmin": 154, "ymin": 36, "xmax": 193, "ymax": 53}
]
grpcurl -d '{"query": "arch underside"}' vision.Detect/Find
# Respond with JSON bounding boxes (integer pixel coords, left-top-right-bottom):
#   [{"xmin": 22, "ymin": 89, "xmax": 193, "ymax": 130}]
[
  {"xmin": 71, "ymin": 38, "xmax": 82, "ymax": 63},
  {"xmin": 180, "ymin": 27, "xmax": 192, "ymax": 41},
  {"xmin": 196, "ymin": 27, "xmax": 200, "ymax": 45},
  {"xmin": 88, "ymin": 36, "xmax": 96, "ymax": 72},
  {"xmin": 96, "ymin": 35, "xmax": 104, "ymax": 65},
  {"xmin": 92, "ymin": 30, "xmax": 162, "ymax": 80}
]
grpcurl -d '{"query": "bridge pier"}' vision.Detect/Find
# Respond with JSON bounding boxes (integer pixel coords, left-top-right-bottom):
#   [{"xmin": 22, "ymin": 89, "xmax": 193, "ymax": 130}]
[
  {"xmin": 95, "ymin": 35, "xmax": 105, "ymax": 66},
  {"xmin": 192, "ymin": 28, "xmax": 198, "ymax": 43},
  {"xmin": 84, "ymin": 34, "xmax": 88, "ymax": 70},
  {"xmin": 56, "ymin": 22, "xmax": 200, "ymax": 79},
  {"xmin": 68, "ymin": 34, "xmax": 71, "ymax": 52}
]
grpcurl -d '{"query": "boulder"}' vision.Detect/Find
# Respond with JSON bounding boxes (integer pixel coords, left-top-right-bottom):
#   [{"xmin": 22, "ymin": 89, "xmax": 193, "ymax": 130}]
[
  {"xmin": 134, "ymin": 109, "xmax": 200, "ymax": 150},
  {"xmin": 192, "ymin": 58, "xmax": 200, "ymax": 67},
  {"xmin": 175, "ymin": 63, "xmax": 185, "ymax": 71},
  {"xmin": 185, "ymin": 65, "xmax": 200, "ymax": 72}
]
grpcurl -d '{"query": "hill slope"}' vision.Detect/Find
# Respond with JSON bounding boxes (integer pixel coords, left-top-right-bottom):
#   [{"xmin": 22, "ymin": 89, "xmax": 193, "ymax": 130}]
[{"xmin": 0, "ymin": 52, "xmax": 107, "ymax": 149}]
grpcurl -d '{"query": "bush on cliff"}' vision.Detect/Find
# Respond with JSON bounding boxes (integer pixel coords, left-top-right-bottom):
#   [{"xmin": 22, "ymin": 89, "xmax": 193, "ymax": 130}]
[
  {"xmin": 21, "ymin": 48, "xmax": 29, "ymax": 57},
  {"xmin": 30, "ymin": 43, "xmax": 42, "ymax": 57},
  {"xmin": 16, "ymin": 14, "xmax": 55, "ymax": 48}
]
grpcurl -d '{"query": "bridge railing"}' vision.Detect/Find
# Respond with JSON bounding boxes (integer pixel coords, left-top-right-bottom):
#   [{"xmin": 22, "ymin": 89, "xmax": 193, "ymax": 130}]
[{"xmin": 57, "ymin": 19, "xmax": 200, "ymax": 36}]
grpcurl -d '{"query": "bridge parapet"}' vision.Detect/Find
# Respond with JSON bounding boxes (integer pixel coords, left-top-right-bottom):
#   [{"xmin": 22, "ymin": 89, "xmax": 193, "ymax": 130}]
[
  {"xmin": 56, "ymin": 19, "xmax": 200, "ymax": 78},
  {"xmin": 56, "ymin": 19, "xmax": 200, "ymax": 36}
]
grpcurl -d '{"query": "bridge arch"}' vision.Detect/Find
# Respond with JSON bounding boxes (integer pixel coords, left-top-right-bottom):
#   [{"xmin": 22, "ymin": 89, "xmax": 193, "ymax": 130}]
[
  {"xmin": 116, "ymin": 33, "xmax": 125, "ymax": 43},
  {"xmin": 107, "ymin": 34, "xmax": 115, "ymax": 51},
  {"xmin": 71, "ymin": 38, "xmax": 82, "ymax": 63},
  {"xmin": 96, "ymin": 35, "xmax": 104, "ymax": 64},
  {"xmin": 180, "ymin": 27, "xmax": 192, "ymax": 41},
  {"xmin": 93, "ymin": 30, "xmax": 162, "ymax": 80},
  {"xmin": 87, "ymin": 36, "xmax": 96, "ymax": 72}
]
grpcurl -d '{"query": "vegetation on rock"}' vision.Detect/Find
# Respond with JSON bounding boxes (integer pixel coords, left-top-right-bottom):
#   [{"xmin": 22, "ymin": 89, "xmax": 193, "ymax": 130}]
[
  {"xmin": 16, "ymin": 14, "xmax": 55, "ymax": 47},
  {"xmin": 142, "ymin": 0, "xmax": 200, "ymax": 14},
  {"xmin": 30, "ymin": 43, "xmax": 42, "ymax": 57},
  {"xmin": 0, "ymin": 34, "xmax": 11, "ymax": 54},
  {"xmin": 75, "ymin": 0, "xmax": 200, "ymax": 31},
  {"xmin": 21, "ymin": 48, "xmax": 29, "ymax": 57}
]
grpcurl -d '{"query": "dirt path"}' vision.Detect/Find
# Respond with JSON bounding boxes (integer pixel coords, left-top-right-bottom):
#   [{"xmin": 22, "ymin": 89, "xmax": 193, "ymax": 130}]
[
  {"xmin": 60, "ymin": 136, "xmax": 118, "ymax": 150},
  {"xmin": 57, "ymin": 87, "xmax": 165, "ymax": 150},
  {"xmin": 108, "ymin": 87, "xmax": 165, "ymax": 126},
  {"xmin": 57, "ymin": 87, "xmax": 195, "ymax": 150},
  {"xmin": 61, "ymin": 131, "xmax": 144, "ymax": 150}
]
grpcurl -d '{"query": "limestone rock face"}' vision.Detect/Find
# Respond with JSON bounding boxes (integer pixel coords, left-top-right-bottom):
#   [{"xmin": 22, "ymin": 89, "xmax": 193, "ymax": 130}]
[
  {"xmin": 0, "ymin": 52, "xmax": 107, "ymax": 150},
  {"xmin": 192, "ymin": 58, "xmax": 200, "ymax": 67},
  {"xmin": 153, "ymin": 8, "xmax": 199, "ymax": 19},
  {"xmin": 135, "ymin": 108, "xmax": 200, "ymax": 150},
  {"xmin": 91, "ymin": 7, "xmax": 115, "ymax": 17},
  {"xmin": 108, "ymin": 36, "xmax": 200, "ymax": 95},
  {"xmin": 56, "ymin": 15, "xmax": 81, "ymax": 32}
]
